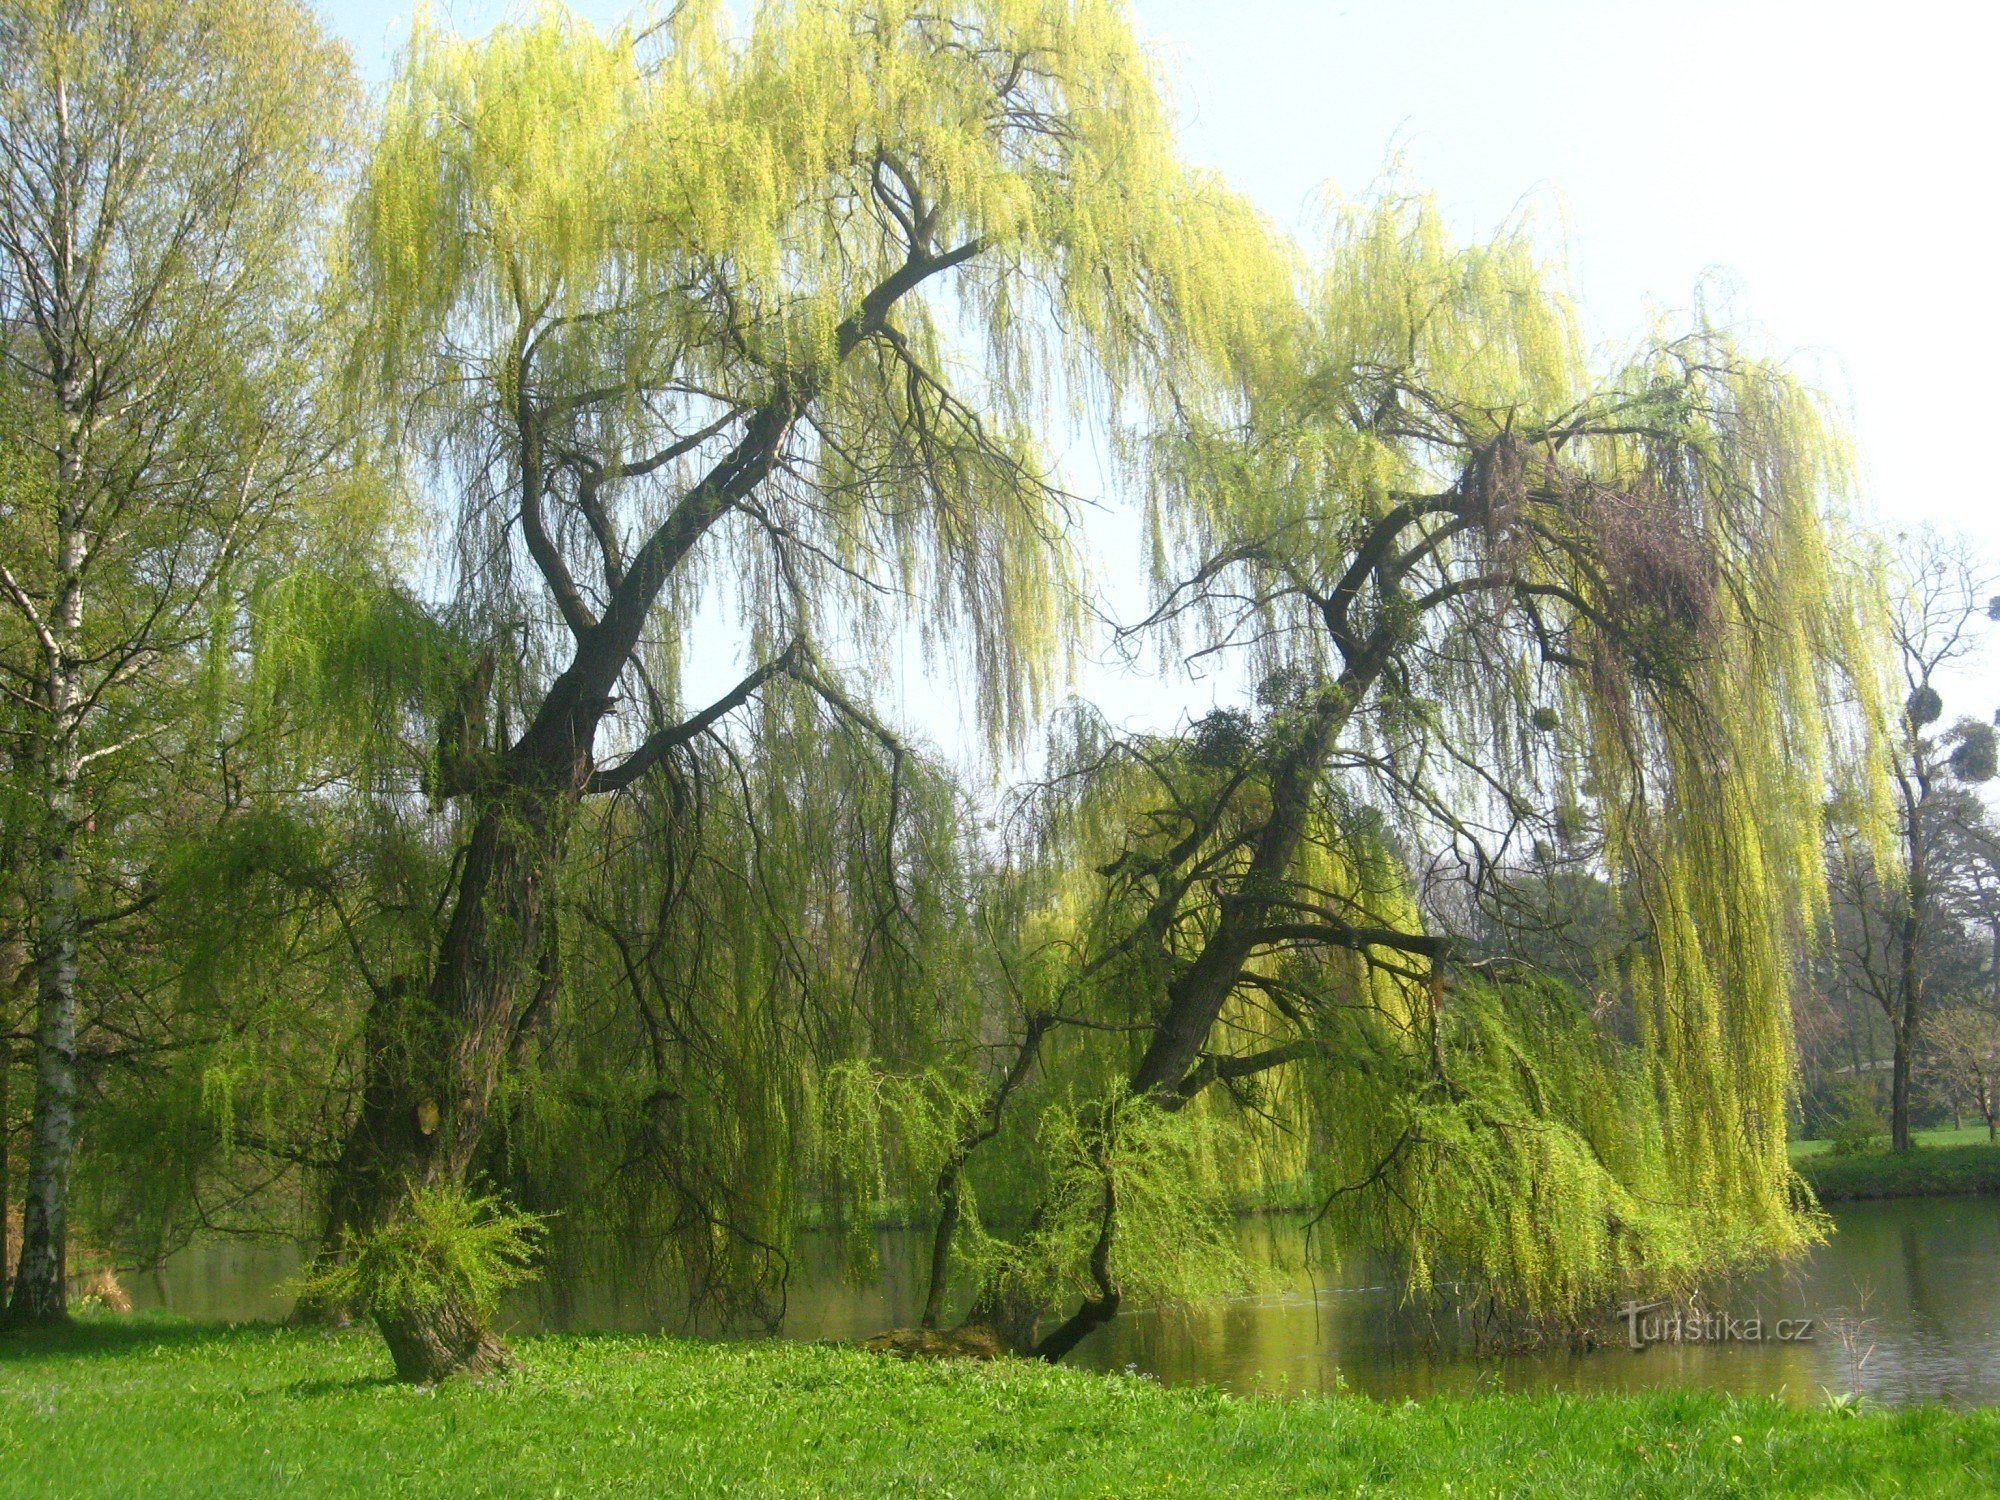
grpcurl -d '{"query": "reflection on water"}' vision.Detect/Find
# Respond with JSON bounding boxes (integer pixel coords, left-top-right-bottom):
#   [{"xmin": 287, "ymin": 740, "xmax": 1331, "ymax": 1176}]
[
  {"xmin": 1071, "ymin": 1200, "xmax": 2000, "ymax": 1406},
  {"xmin": 128, "ymin": 1196, "xmax": 2000, "ymax": 1407}
]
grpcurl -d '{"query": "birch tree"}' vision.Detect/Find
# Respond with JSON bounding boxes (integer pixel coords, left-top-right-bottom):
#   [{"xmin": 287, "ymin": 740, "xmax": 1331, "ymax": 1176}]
[{"xmin": 0, "ymin": 0, "xmax": 354, "ymax": 1324}]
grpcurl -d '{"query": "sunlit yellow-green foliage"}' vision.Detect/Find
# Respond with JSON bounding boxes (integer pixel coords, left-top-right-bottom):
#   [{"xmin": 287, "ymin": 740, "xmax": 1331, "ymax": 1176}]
[
  {"xmin": 296, "ymin": 1183, "xmax": 547, "ymax": 1321},
  {"xmin": 350, "ymin": 0, "xmax": 1290, "ymax": 745},
  {"xmin": 957, "ymin": 196, "xmax": 1894, "ymax": 1324},
  {"xmin": 1003, "ymin": 1092, "xmax": 1254, "ymax": 1312},
  {"xmin": 1536, "ymin": 344, "xmax": 1890, "ymax": 1264},
  {"xmin": 1304, "ymin": 972, "xmax": 1722, "ymax": 1320},
  {"xmin": 361, "ymin": 0, "xmax": 1281, "ymax": 395},
  {"xmin": 1144, "ymin": 198, "xmax": 1577, "ymax": 634}
]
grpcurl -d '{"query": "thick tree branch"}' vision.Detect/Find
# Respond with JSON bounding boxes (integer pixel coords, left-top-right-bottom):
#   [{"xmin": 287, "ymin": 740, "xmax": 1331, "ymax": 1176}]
[
  {"xmin": 0, "ymin": 560, "xmax": 57, "ymax": 658},
  {"xmin": 1173, "ymin": 1037, "xmax": 1330, "ymax": 1102},
  {"xmin": 586, "ymin": 640, "xmax": 803, "ymax": 794},
  {"xmin": 514, "ymin": 329, "xmax": 595, "ymax": 638}
]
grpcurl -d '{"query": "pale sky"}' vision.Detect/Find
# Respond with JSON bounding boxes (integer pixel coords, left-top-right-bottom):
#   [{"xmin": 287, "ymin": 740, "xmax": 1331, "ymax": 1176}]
[{"xmin": 318, "ymin": 0, "xmax": 2000, "ymax": 733}]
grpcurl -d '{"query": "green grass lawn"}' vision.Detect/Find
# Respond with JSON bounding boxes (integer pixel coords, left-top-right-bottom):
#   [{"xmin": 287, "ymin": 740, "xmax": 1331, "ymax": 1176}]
[
  {"xmin": 1790, "ymin": 1125, "xmax": 1997, "ymax": 1159},
  {"xmin": 3, "ymin": 1316, "xmax": 1997, "ymax": 1497}
]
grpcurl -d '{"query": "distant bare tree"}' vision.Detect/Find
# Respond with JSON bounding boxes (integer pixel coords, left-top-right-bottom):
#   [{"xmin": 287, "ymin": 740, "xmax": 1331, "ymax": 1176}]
[
  {"xmin": 1828, "ymin": 531, "xmax": 1996, "ymax": 1151},
  {"xmin": 1924, "ymin": 1006, "xmax": 2000, "ymax": 1142}
]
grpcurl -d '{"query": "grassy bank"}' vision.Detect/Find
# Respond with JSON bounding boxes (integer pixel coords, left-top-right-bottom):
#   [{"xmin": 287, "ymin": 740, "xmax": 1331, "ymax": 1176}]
[
  {"xmin": 4, "ymin": 1318, "xmax": 1997, "ymax": 1497},
  {"xmin": 1796, "ymin": 1140, "xmax": 2000, "ymax": 1201}
]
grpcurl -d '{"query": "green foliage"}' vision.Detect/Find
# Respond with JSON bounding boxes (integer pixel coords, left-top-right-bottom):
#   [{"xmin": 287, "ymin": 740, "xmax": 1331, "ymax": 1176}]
[
  {"xmin": 814, "ymin": 1061, "xmax": 973, "ymax": 1262},
  {"xmin": 1826, "ymin": 1083, "xmax": 1888, "ymax": 1158},
  {"xmin": 1015, "ymin": 1095, "xmax": 1253, "ymax": 1310},
  {"xmin": 296, "ymin": 1186, "xmax": 547, "ymax": 1322},
  {"xmin": 18, "ymin": 0, "xmax": 1916, "ymax": 1369},
  {"xmin": 1801, "ymin": 1142, "xmax": 2000, "ymax": 1200},
  {"xmin": 6, "ymin": 1321, "xmax": 2000, "ymax": 1498},
  {"xmin": 1947, "ymin": 720, "xmax": 1997, "ymax": 784},
  {"xmin": 0, "ymin": 0, "xmax": 378, "ymax": 1294},
  {"xmin": 244, "ymin": 563, "xmax": 467, "ymax": 781},
  {"xmin": 1298, "ymin": 974, "xmax": 1704, "ymax": 1320}
]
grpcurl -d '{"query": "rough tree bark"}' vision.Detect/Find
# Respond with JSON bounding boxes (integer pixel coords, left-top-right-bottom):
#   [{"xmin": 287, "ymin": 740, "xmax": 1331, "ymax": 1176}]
[
  {"xmin": 1, "ymin": 902, "xmax": 18, "ymax": 1297},
  {"xmin": 376, "ymin": 1297, "xmax": 511, "ymax": 1384}
]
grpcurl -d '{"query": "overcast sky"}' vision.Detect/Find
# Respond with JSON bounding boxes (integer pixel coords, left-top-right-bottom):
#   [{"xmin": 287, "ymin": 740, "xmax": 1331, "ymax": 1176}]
[{"xmin": 320, "ymin": 0, "xmax": 1999, "ymax": 731}]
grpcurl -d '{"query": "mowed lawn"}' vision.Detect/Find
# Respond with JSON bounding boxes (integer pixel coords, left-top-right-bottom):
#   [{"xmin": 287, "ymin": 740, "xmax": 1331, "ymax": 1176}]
[
  {"xmin": 1790, "ymin": 1126, "xmax": 1997, "ymax": 1159},
  {"xmin": 3, "ymin": 1317, "xmax": 1997, "ymax": 1498}
]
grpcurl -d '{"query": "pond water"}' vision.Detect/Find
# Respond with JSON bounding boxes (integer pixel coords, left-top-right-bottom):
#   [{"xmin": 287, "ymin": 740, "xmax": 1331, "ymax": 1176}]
[{"xmin": 127, "ymin": 1195, "xmax": 2000, "ymax": 1407}]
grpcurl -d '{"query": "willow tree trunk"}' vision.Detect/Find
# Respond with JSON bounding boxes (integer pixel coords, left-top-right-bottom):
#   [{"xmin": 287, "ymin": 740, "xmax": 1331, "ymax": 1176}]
[
  {"xmin": 961, "ymin": 685, "xmax": 1362, "ymax": 1358},
  {"xmin": 308, "ymin": 367, "xmax": 824, "ymax": 1377},
  {"xmin": 377, "ymin": 1294, "xmax": 510, "ymax": 1384},
  {"xmin": 312, "ymin": 234, "xmax": 959, "ymax": 1373},
  {"xmin": 313, "ymin": 625, "xmax": 660, "ymax": 1367},
  {"xmin": 324, "ymin": 757, "xmax": 582, "ymax": 1368},
  {"xmin": 337, "ymin": 773, "xmax": 576, "ymax": 1199}
]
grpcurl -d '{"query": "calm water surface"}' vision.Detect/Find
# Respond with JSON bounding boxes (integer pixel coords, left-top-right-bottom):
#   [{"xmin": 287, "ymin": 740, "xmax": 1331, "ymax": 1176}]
[{"xmin": 129, "ymin": 1196, "xmax": 2000, "ymax": 1407}]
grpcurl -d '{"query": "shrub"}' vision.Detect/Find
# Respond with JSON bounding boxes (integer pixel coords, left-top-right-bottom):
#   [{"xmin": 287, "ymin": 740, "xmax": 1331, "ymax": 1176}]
[
  {"xmin": 1826, "ymin": 1084, "xmax": 1886, "ymax": 1158},
  {"xmin": 297, "ymin": 1184, "xmax": 546, "ymax": 1322}
]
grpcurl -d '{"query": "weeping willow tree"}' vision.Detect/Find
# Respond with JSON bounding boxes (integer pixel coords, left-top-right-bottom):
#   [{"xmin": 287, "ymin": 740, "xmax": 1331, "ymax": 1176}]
[
  {"xmin": 306, "ymin": 0, "xmax": 1281, "ymax": 1379},
  {"xmin": 860, "ymin": 198, "xmax": 1892, "ymax": 1359}
]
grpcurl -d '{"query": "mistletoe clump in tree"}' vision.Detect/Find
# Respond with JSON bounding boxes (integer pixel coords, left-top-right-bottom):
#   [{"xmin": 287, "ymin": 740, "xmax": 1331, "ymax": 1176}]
[
  {"xmin": 867, "ymin": 200, "xmax": 1890, "ymax": 1358},
  {"xmin": 280, "ymin": 0, "xmax": 1281, "ymax": 1380}
]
